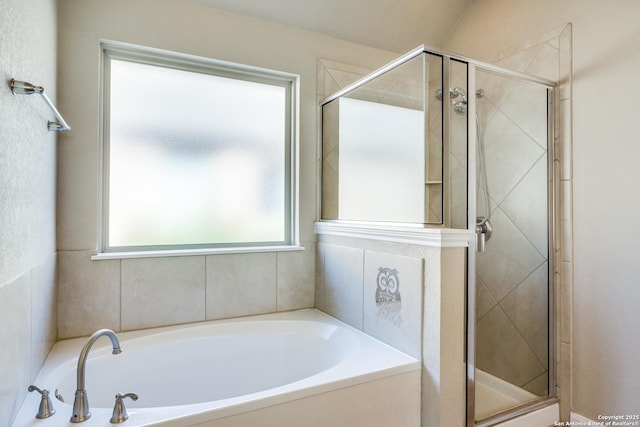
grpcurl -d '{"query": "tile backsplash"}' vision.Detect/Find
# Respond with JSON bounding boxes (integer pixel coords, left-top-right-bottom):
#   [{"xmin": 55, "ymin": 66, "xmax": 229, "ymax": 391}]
[{"xmin": 57, "ymin": 245, "xmax": 315, "ymax": 338}]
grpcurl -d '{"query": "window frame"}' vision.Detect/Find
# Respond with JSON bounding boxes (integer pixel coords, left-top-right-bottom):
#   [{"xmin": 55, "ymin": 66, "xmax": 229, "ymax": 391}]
[{"xmin": 96, "ymin": 40, "xmax": 300, "ymax": 259}]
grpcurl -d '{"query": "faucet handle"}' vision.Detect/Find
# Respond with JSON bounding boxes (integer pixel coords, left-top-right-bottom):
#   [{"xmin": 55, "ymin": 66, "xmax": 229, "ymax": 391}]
[
  {"xmin": 27, "ymin": 385, "xmax": 56, "ymax": 419},
  {"xmin": 110, "ymin": 392, "xmax": 138, "ymax": 423}
]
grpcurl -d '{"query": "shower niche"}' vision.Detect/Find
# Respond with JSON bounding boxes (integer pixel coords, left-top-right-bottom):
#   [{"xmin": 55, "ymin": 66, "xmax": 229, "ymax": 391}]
[{"xmin": 320, "ymin": 46, "xmax": 557, "ymax": 427}]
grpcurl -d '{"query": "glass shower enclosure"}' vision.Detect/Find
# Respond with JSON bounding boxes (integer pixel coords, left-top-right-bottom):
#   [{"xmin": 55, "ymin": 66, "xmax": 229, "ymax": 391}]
[{"xmin": 320, "ymin": 46, "xmax": 557, "ymax": 426}]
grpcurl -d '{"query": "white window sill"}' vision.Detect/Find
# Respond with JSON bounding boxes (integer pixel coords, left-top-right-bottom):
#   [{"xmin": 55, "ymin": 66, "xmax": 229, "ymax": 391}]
[
  {"xmin": 314, "ymin": 221, "xmax": 472, "ymax": 248},
  {"xmin": 91, "ymin": 245, "xmax": 305, "ymax": 260}
]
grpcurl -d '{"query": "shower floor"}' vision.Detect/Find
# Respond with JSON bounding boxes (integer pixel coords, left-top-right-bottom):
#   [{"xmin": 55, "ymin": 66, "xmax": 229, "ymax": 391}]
[{"xmin": 475, "ymin": 369, "xmax": 537, "ymax": 420}]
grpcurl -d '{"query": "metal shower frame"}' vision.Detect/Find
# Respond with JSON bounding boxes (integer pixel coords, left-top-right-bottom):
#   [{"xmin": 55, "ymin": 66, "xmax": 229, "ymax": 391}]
[{"xmin": 320, "ymin": 44, "xmax": 558, "ymax": 427}]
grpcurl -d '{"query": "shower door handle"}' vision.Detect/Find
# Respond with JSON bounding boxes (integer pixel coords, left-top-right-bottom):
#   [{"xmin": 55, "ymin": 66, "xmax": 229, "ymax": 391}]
[
  {"xmin": 475, "ymin": 217, "xmax": 492, "ymax": 253},
  {"xmin": 475, "ymin": 226, "xmax": 486, "ymax": 253}
]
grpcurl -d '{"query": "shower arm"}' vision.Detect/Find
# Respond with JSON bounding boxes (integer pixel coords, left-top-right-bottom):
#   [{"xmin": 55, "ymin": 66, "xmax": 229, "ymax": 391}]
[{"xmin": 10, "ymin": 79, "xmax": 71, "ymax": 132}]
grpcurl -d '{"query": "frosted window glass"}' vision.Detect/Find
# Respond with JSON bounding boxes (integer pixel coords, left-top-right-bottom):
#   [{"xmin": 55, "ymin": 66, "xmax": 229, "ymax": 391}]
[
  {"xmin": 338, "ymin": 98, "xmax": 425, "ymax": 222},
  {"xmin": 108, "ymin": 59, "xmax": 287, "ymax": 248}
]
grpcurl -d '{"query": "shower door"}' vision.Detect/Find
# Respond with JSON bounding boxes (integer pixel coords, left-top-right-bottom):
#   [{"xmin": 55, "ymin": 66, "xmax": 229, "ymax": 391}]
[{"xmin": 467, "ymin": 65, "xmax": 555, "ymax": 425}]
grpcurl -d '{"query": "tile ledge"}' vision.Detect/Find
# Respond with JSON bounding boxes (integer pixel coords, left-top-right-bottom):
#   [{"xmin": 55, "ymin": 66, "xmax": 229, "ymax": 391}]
[{"xmin": 314, "ymin": 221, "xmax": 472, "ymax": 248}]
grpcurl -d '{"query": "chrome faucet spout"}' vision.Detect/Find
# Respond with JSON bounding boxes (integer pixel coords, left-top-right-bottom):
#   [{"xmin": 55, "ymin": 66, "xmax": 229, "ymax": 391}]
[{"xmin": 71, "ymin": 329, "xmax": 122, "ymax": 423}]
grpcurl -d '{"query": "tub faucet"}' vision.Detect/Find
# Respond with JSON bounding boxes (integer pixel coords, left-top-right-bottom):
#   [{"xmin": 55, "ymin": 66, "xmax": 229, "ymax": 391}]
[{"xmin": 71, "ymin": 329, "xmax": 122, "ymax": 423}]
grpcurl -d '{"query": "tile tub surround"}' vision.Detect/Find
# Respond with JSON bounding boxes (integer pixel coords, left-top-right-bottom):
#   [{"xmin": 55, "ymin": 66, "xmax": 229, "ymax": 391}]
[{"xmin": 57, "ymin": 246, "xmax": 315, "ymax": 338}]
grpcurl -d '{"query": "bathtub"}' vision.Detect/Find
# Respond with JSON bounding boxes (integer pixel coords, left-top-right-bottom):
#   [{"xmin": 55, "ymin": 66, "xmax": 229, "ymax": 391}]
[{"xmin": 13, "ymin": 309, "xmax": 420, "ymax": 427}]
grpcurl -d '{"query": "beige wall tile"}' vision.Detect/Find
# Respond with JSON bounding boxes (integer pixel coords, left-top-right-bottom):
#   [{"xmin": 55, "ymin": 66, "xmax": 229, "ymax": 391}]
[
  {"xmin": 500, "ymin": 156, "xmax": 549, "ymax": 256},
  {"xmin": 559, "ymin": 25, "xmax": 572, "ymax": 101},
  {"xmin": 560, "ymin": 180, "xmax": 573, "ymax": 262},
  {"xmin": 314, "ymin": 243, "xmax": 326, "ymax": 312},
  {"xmin": 58, "ymin": 251, "xmax": 121, "ymax": 338},
  {"xmin": 363, "ymin": 251, "xmax": 422, "ymax": 358},
  {"xmin": 559, "ymin": 341, "xmax": 572, "ymax": 421},
  {"xmin": 500, "ymin": 262, "xmax": 549, "ymax": 368},
  {"xmin": 30, "ymin": 253, "xmax": 57, "ymax": 380},
  {"xmin": 277, "ymin": 246, "xmax": 315, "ymax": 311},
  {"xmin": 526, "ymin": 41, "xmax": 560, "ymax": 82},
  {"xmin": 0, "ymin": 274, "xmax": 32, "ymax": 425},
  {"xmin": 121, "ymin": 256, "xmax": 205, "ymax": 330},
  {"xmin": 559, "ymin": 261, "xmax": 573, "ymax": 344},
  {"xmin": 477, "ymin": 207, "xmax": 545, "ymax": 302},
  {"xmin": 206, "ymin": 253, "xmax": 277, "ymax": 320},
  {"xmin": 322, "ymin": 245, "xmax": 364, "ymax": 329},
  {"xmin": 483, "ymin": 107, "xmax": 545, "ymax": 204},
  {"xmin": 476, "ymin": 305, "xmax": 546, "ymax": 386},
  {"xmin": 559, "ymin": 99, "xmax": 573, "ymax": 181},
  {"xmin": 476, "ymin": 277, "xmax": 498, "ymax": 320}
]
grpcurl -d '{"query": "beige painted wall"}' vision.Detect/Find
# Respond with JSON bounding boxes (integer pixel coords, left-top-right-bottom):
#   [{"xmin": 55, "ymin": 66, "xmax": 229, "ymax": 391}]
[
  {"xmin": 445, "ymin": 0, "xmax": 640, "ymax": 419},
  {"xmin": 0, "ymin": 0, "xmax": 58, "ymax": 425},
  {"xmin": 55, "ymin": 0, "xmax": 398, "ymax": 338}
]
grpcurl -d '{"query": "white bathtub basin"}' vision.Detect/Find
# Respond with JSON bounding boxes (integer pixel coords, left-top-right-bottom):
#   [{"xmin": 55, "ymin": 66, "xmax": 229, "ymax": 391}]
[{"xmin": 13, "ymin": 309, "xmax": 419, "ymax": 427}]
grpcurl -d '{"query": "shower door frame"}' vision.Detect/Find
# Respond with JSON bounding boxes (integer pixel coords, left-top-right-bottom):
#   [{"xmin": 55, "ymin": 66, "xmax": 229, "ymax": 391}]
[
  {"xmin": 458, "ymin": 57, "xmax": 559, "ymax": 426},
  {"xmin": 317, "ymin": 45, "xmax": 559, "ymax": 426}
]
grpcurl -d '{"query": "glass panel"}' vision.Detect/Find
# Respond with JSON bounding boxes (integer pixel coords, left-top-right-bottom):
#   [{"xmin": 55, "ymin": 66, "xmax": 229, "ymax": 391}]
[
  {"xmin": 108, "ymin": 59, "xmax": 287, "ymax": 248},
  {"xmin": 321, "ymin": 53, "xmax": 444, "ymax": 224},
  {"xmin": 473, "ymin": 68, "xmax": 550, "ymax": 421},
  {"xmin": 448, "ymin": 59, "xmax": 469, "ymax": 229}
]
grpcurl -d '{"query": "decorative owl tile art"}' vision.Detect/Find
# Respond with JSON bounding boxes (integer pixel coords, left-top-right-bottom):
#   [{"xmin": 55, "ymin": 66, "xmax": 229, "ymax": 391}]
[{"xmin": 375, "ymin": 267, "xmax": 403, "ymax": 326}]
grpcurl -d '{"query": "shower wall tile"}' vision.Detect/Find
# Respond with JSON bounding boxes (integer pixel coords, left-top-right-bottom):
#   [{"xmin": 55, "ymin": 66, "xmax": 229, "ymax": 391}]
[
  {"xmin": 30, "ymin": 253, "xmax": 57, "ymax": 379},
  {"xmin": 206, "ymin": 253, "xmax": 277, "ymax": 320},
  {"xmin": 476, "ymin": 277, "xmax": 497, "ymax": 320},
  {"xmin": 58, "ymin": 250, "xmax": 121, "ymax": 338},
  {"xmin": 277, "ymin": 245, "xmax": 315, "ymax": 311},
  {"xmin": 476, "ymin": 74, "xmax": 516, "ymax": 127},
  {"xmin": 315, "ymin": 243, "xmax": 326, "ymax": 312},
  {"xmin": 0, "ymin": 273, "xmax": 31, "ymax": 424},
  {"xmin": 363, "ymin": 251, "xmax": 422, "ymax": 358},
  {"xmin": 525, "ymin": 42, "xmax": 560, "ymax": 83},
  {"xmin": 559, "ymin": 261, "xmax": 573, "ymax": 344},
  {"xmin": 477, "ymin": 207, "xmax": 545, "ymax": 302},
  {"xmin": 560, "ymin": 99, "xmax": 573, "ymax": 181},
  {"xmin": 449, "ymin": 159, "xmax": 468, "ymax": 229},
  {"xmin": 559, "ymin": 341, "xmax": 572, "ymax": 421},
  {"xmin": 499, "ymin": 81, "xmax": 549, "ymax": 149},
  {"xmin": 500, "ymin": 262, "xmax": 549, "ymax": 368},
  {"xmin": 322, "ymin": 244, "xmax": 364, "ymax": 329},
  {"xmin": 321, "ymin": 100, "xmax": 339, "ymax": 219},
  {"xmin": 483, "ymin": 106, "xmax": 545, "ymax": 204},
  {"xmin": 560, "ymin": 180, "xmax": 573, "ymax": 262},
  {"xmin": 476, "ymin": 305, "xmax": 546, "ymax": 387},
  {"xmin": 560, "ymin": 26, "xmax": 573, "ymax": 101},
  {"xmin": 121, "ymin": 256, "xmax": 205, "ymax": 330},
  {"xmin": 496, "ymin": 43, "xmax": 542, "ymax": 74},
  {"xmin": 523, "ymin": 371, "xmax": 549, "ymax": 396},
  {"xmin": 500, "ymin": 156, "xmax": 549, "ymax": 256}
]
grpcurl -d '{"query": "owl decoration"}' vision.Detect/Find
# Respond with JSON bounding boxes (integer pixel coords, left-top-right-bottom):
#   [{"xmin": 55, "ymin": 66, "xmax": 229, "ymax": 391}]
[{"xmin": 375, "ymin": 267, "xmax": 402, "ymax": 326}]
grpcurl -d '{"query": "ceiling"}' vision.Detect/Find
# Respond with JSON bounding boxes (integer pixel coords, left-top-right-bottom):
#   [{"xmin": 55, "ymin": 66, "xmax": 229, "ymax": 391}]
[{"xmin": 192, "ymin": 0, "xmax": 472, "ymax": 53}]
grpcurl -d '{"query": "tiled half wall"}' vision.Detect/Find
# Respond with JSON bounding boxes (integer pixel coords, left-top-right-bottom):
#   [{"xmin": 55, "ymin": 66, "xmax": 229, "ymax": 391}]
[{"xmin": 315, "ymin": 230, "xmax": 467, "ymax": 427}]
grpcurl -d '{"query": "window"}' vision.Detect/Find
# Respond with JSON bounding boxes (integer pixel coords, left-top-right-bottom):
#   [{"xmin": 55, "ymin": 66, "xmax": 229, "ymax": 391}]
[{"xmin": 100, "ymin": 42, "xmax": 298, "ymax": 255}]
